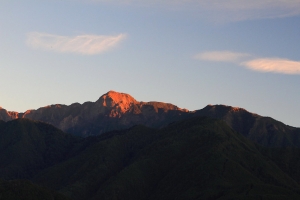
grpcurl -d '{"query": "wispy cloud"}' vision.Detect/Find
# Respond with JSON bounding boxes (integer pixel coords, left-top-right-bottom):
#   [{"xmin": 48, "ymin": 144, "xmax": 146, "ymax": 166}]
[
  {"xmin": 87, "ymin": 0, "xmax": 300, "ymax": 21},
  {"xmin": 195, "ymin": 51, "xmax": 300, "ymax": 75},
  {"xmin": 26, "ymin": 32, "xmax": 126, "ymax": 55},
  {"xmin": 194, "ymin": 51, "xmax": 250, "ymax": 63},
  {"xmin": 242, "ymin": 58, "xmax": 300, "ymax": 75}
]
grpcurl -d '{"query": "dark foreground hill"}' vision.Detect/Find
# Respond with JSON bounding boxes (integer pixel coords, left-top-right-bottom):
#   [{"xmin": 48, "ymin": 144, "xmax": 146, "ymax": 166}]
[
  {"xmin": 32, "ymin": 117, "xmax": 300, "ymax": 200},
  {"xmin": 194, "ymin": 105, "xmax": 300, "ymax": 147},
  {"xmin": 0, "ymin": 179, "xmax": 70, "ymax": 200},
  {"xmin": 2, "ymin": 115, "xmax": 300, "ymax": 199},
  {"xmin": 0, "ymin": 119, "xmax": 80, "ymax": 179}
]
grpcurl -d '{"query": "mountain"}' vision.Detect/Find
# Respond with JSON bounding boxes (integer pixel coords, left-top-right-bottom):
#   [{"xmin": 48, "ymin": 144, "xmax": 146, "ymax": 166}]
[
  {"xmin": 0, "ymin": 118, "xmax": 79, "ymax": 179},
  {"xmin": 33, "ymin": 116, "xmax": 300, "ymax": 200},
  {"xmin": 0, "ymin": 107, "xmax": 19, "ymax": 121},
  {"xmin": 0, "ymin": 179, "xmax": 70, "ymax": 200},
  {"xmin": 1, "ymin": 91, "xmax": 300, "ymax": 199},
  {"xmin": 0, "ymin": 91, "xmax": 188, "ymax": 137},
  {"xmin": 193, "ymin": 105, "xmax": 300, "ymax": 147},
  {"xmin": 1, "ymin": 91, "xmax": 300, "ymax": 147},
  {"xmin": 1, "ymin": 116, "xmax": 300, "ymax": 199}
]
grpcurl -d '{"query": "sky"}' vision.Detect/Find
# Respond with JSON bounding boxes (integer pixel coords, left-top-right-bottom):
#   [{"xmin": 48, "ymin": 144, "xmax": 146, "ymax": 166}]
[{"xmin": 1, "ymin": 0, "xmax": 300, "ymax": 127}]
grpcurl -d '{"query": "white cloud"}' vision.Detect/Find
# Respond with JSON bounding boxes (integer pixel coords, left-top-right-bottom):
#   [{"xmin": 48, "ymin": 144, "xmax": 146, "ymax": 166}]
[
  {"xmin": 26, "ymin": 32, "xmax": 126, "ymax": 55},
  {"xmin": 194, "ymin": 51, "xmax": 250, "ymax": 63},
  {"xmin": 87, "ymin": 0, "xmax": 300, "ymax": 21},
  {"xmin": 195, "ymin": 51, "xmax": 300, "ymax": 75},
  {"xmin": 242, "ymin": 58, "xmax": 300, "ymax": 75}
]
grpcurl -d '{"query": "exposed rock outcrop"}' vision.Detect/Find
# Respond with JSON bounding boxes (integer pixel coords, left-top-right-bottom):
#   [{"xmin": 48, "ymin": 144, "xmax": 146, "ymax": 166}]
[
  {"xmin": 0, "ymin": 108, "xmax": 19, "ymax": 121},
  {"xmin": 2, "ymin": 91, "xmax": 300, "ymax": 147},
  {"xmin": 0, "ymin": 91, "xmax": 189, "ymax": 137}
]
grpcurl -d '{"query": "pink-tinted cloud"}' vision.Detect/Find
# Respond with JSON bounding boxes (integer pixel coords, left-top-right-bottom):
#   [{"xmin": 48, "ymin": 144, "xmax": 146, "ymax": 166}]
[
  {"xmin": 195, "ymin": 50, "xmax": 300, "ymax": 75},
  {"xmin": 194, "ymin": 51, "xmax": 250, "ymax": 63},
  {"xmin": 242, "ymin": 58, "xmax": 300, "ymax": 75},
  {"xmin": 27, "ymin": 32, "xmax": 126, "ymax": 55}
]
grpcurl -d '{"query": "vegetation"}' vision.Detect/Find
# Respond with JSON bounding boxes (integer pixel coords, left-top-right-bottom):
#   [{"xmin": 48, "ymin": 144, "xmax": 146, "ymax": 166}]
[
  {"xmin": 33, "ymin": 117, "xmax": 300, "ymax": 199},
  {"xmin": 1, "ymin": 116, "xmax": 300, "ymax": 199},
  {"xmin": 0, "ymin": 119, "xmax": 80, "ymax": 179},
  {"xmin": 0, "ymin": 179, "xmax": 69, "ymax": 200}
]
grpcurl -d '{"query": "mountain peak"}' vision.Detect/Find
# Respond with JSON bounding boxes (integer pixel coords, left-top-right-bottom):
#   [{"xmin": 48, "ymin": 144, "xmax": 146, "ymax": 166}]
[
  {"xmin": 206, "ymin": 104, "xmax": 247, "ymax": 112},
  {"xmin": 97, "ymin": 91, "xmax": 138, "ymax": 114},
  {"xmin": 0, "ymin": 91, "xmax": 189, "ymax": 136},
  {"xmin": 101, "ymin": 90, "xmax": 138, "ymax": 104}
]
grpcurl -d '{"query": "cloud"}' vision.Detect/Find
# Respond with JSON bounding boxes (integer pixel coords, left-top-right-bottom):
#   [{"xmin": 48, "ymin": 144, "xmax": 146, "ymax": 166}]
[
  {"xmin": 195, "ymin": 51, "xmax": 300, "ymax": 75},
  {"xmin": 242, "ymin": 58, "xmax": 300, "ymax": 75},
  {"xmin": 26, "ymin": 32, "xmax": 126, "ymax": 55},
  {"xmin": 194, "ymin": 51, "xmax": 251, "ymax": 63},
  {"xmin": 87, "ymin": 0, "xmax": 300, "ymax": 21}
]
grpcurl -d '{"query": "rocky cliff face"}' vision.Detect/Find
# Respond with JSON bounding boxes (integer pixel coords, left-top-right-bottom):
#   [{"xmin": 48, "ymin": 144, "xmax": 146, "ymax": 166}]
[
  {"xmin": 2, "ymin": 91, "xmax": 300, "ymax": 146},
  {"xmin": 0, "ymin": 91, "xmax": 189, "ymax": 137},
  {"xmin": 0, "ymin": 108, "xmax": 19, "ymax": 121}
]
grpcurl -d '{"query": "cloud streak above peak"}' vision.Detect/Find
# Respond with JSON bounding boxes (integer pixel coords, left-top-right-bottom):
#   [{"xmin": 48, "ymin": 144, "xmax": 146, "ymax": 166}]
[
  {"xmin": 242, "ymin": 58, "xmax": 300, "ymax": 75},
  {"xmin": 26, "ymin": 32, "xmax": 126, "ymax": 55},
  {"xmin": 195, "ymin": 51, "xmax": 300, "ymax": 75}
]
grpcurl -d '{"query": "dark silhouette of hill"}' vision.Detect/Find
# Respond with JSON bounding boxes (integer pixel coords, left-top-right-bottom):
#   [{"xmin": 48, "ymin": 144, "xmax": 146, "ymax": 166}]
[
  {"xmin": 194, "ymin": 105, "xmax": 300, "ymax": 147},
  {"xmin": 259, "ymin": 146, "xmax": 300, "ymax": 187},
  {"xmin": 32, "ymin": 117, "xmax": 300, "ymax": 200},
  {"xmin": 0, "ymin": 179, "xmax": 69, "ymax": 200},
  {"xmin": 1, "ymin": 117, "xmax": 300, "ymax": 199},
  {"xmin": 0, "ymin": 118, "xmax": 80, "ymax": 179}
]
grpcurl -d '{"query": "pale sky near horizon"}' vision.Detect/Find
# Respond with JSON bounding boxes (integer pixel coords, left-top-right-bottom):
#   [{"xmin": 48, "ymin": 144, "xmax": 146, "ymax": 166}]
[{"xmin": 1, "ymin": 0, "xmax": 300, "ymax": 127}]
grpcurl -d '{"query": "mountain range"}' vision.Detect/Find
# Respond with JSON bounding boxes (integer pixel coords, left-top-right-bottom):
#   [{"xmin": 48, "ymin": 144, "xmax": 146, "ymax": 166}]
[
  {"xmin": 1, "ymin": 90, "xmax": 299, "ymax": 147},
  {"xmin": 0, "ymin": 91, "xmax": 188, "ymax": 137},
  {"xmin": 1, "ymin": 90, "xmax": 300, "ymax": 199}
]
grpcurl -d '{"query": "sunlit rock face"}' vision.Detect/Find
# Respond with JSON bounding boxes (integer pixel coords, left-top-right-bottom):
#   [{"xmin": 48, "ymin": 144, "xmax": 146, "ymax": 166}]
[
  {"xmin": 0, "ymin": 108, "xmax": 19, "ymax": 121},
  {"xmin": 1, "ymin": 92, "xmax": 300, "ymax": 147},
  {"xmin": 0, "ymin": 91, "xmax": 189, "ymax": 137},
  {"xmin": 95, "ymin": 90, "xmax": 139, "ymax": 117}
]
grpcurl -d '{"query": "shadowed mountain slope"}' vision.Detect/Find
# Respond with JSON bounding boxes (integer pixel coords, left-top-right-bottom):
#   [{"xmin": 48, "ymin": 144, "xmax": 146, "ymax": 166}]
[
  {"xmin": 33, "ymin": 117, "xmax": 300, "ymax": 200},
  {"xmin": 0, "ymin": 119, "xmax": 80, "ymax": 179},
  {"xmin": 194, "ymin": 105, "xmax": 300, "ymax": 147},
  {"xmin": 0, "ymin": 179, "xmax": 70, "ymax": 200},
  {"xmin": 1, "ymin": 117, "xmax": 300, "ymax": 199}
]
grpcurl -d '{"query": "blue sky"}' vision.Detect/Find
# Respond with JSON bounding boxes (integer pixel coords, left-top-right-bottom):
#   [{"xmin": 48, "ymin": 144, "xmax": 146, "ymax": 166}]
[{"xmin": 1, "ymin": 0, "xmax": 300, "ymax": 127}]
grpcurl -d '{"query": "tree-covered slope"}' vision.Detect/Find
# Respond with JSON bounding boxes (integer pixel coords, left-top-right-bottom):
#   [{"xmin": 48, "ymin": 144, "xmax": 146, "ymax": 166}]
[
  {"xmin": 0, "ymin": 179, "xmax": 69, "ymax": 200},
  {"xmin": 0, "ymin": 118, "xmax": 80, "ymax": 179},
  {"xmin": 34, "ymin": 117, "xmax": 300, "ymax": 200},
  {"xmin": 194, "ymin": 105, "xmax": 300, "ymax": 147},
  {"xmin": 2, "ymin": 116, "xmax": 300, "ymax": 199}
]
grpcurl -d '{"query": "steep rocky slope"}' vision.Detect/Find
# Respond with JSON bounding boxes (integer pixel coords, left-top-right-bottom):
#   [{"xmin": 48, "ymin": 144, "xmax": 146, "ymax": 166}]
[
  {"xmin": 0, "ymin": 91, "xmax": 188, "ymax": 137},
  {"xmin": 1, "ymin": 91, "xmax": 300, "ymax": 146},
  {"xmin": 0, "ymin": 107, "xmax": 19, "ymax": 121}
]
